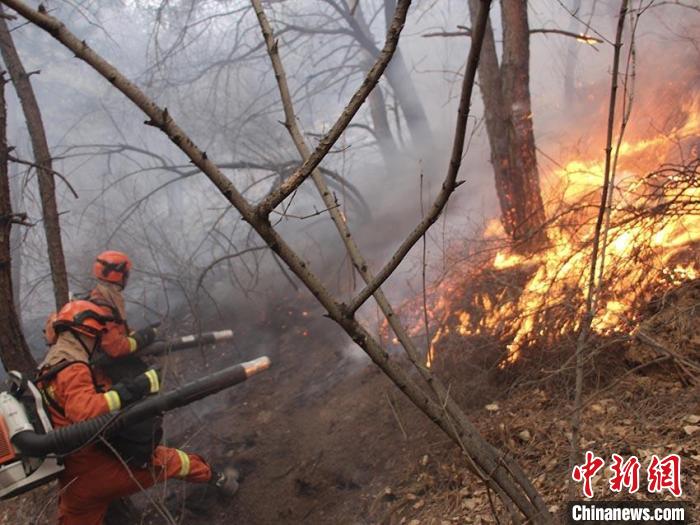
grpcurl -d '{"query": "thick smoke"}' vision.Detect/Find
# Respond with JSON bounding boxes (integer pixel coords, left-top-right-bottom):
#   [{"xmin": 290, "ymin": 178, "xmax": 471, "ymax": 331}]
[{"xmin": 7, "ymin": 0, "xmax": 698, "ymax": 359}]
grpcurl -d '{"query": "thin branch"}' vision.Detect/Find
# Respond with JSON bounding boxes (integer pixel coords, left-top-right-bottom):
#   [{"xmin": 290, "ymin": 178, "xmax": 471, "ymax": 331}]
[
  {"xmin": 422, "ymin": 25, "xmax": 603, "ymax": 45},
  {"xmin": 530, "ymin": 28, "xmax": 604, "ymax": 44},
  {"xmin": 254, "ymin": 0, "xmax": 411, "ymax": 216},
  {"xmin": 270, "ymin": 202, "xmax": 340, "ymax": 220},
  {"xmin": 422, "ymin": 30, "xmax": 471, "ymax": 38},
  {"xmin": 569, "ymin": 0, "xmax": 629, "ymax": 485},
  {"xmin": 195, "ymin": 245, "xmax": 267, "ymax": 292},
  {"xmin": 8, "ymin": 153, "xmax": 79, "ymax": 198}
]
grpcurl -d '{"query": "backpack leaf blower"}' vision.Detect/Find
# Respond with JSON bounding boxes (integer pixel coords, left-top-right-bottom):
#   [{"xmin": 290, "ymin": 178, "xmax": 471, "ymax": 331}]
[
  {"xmin": 0, "ymin": 356, "xmax": 270, "ymax": 500},
  {"xmin": 91, "ymin": 328, "xmax": 236, "ymax": 467},
  {"xmin": 91, "ymin": 329, "xmax": 236, "ymax": 368}
]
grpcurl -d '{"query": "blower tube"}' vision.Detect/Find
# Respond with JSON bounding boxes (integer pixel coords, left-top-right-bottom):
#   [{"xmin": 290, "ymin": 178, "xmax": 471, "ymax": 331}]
[
  {"xmin": 140, "ymin": 329, "xmax": 234, "ymax": 356},
  {"xmin": 12, "ymin": 356, "xmax": 270, "ymax": 457},
  {"xmin": 92, "ymin": 329, "xmax": 235, "ymax": 366}
]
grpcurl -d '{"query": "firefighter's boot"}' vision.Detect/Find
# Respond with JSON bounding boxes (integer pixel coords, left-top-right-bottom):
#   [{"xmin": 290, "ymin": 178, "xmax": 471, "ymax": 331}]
[{"xmin": 210, "ymin": 467, "xmax": 240, "ymax": 498}]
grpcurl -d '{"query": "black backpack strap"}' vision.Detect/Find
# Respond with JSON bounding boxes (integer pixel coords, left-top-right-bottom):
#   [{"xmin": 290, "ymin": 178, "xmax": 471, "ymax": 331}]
[
  {"xmin": 35, "ymin": 360, "xmax": 83, "ymax": 384},
  {"xmin": 36, "ymin": 360, "xmax": 97, "ymax": 417}
]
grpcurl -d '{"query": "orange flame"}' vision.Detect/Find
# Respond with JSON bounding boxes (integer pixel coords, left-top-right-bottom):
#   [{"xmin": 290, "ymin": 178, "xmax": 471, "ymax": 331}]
[{"xmin": 416, "ymin": 95, "xmax": 700, "ymax": 367}]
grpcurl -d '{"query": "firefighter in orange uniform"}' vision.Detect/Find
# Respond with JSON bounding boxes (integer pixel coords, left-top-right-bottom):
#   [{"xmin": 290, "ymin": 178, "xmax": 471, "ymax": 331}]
[
  {"xmin": 87, "ymin": 250, "xmax": 157, "ymax": 358},
  {"xmin": 38, "ymin": 298, "xmax": 237, "ymax": 525},
  {"xmin": 41, "ymin": 251, "xmax": 155, "ymax": 360}
]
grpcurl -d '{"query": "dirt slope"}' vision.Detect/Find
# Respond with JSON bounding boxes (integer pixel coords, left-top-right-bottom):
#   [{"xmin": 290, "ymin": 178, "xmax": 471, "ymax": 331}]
[
  {"xmin": 141, "ymin": 297, "xmax": 442, "ymax": 525},
  {"xmin": 1, "ymin": 289, "xmax": 698, "ymax": 524}
]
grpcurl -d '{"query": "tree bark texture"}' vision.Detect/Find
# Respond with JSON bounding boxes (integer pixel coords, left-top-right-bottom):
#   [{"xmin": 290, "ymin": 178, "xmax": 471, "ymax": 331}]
[
  {"xmin": 468, "ymin": 0, "xmax": 547, "ymax": 251},
  {"xmin": 0, "ymin": 74, "xmax": 36, "ymax": 375},
  {"xmin": 0, "ymin": 6, "xmax": 69, "ymax": 309},
  {"xmin": 9, "ymin": 161, "xmax": 22, "ymax": 320},
  {"xmin": 500, "ymin": 1, "xmax": 547, "ymax": 249}
]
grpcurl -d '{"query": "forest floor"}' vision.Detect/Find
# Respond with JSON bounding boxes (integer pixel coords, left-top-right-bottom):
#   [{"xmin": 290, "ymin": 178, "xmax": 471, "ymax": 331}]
[{"xmin": 0, "ymin": 285, "xmax": 698, "ymax": 524}]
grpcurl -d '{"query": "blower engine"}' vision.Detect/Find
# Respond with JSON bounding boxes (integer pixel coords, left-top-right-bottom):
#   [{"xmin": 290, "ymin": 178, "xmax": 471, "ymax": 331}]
[
  {"xmin": 0, "ymin": 371, "xmax": 63, "ymax": 499},
  {"xmin": 0, "ymin": 356, "xmax": 270, "ymax": 500}
]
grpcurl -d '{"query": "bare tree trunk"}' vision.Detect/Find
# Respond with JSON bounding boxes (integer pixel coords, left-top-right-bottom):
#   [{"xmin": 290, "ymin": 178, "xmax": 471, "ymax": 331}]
[
  {"xmin": 467, "ymin": 0, "xmax": 547, "ymax": 252},
  {"xmin": 0, "ymin": 73, "xmax": 35, "ymax": 375},
  {"xmin": 467, "ymin": 0, "xmax": 512, "ymax": 233},
  {"xmin": 0, "ymin": 6, "xmax": 69, "ymax": 309},
  {"xmin": 365, "ymin": 60, "xmax": 399, "ymax": 163},
  {"xmin": 348, "ymin": 0, "xmax": 434, "ymax": 150},
  {"xmin": 9, "ymin": 160, "xmax": 22, "ymax": 321},
  {"xmin": 500, "ymin": 0, "xmax": 547, "ymax": 250}
]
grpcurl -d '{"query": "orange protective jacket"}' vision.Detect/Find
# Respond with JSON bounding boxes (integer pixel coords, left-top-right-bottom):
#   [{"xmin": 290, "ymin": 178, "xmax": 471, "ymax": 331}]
[
  {"xmin": 38, "ymin": 331, "xmax": 211, "ymax": 525},
  {"xmin": 88, "ymin": 282, "xmax": 137, "ymax": 359},
  {"xmin": 38, "ymin": 332, "xmax": 120, "ymax": 425}
]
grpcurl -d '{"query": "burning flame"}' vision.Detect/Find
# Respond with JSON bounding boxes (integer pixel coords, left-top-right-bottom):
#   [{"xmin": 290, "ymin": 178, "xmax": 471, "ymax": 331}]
[{"xmin": 400, "ymin": 96, "xmax": 700, "ymax": 368}]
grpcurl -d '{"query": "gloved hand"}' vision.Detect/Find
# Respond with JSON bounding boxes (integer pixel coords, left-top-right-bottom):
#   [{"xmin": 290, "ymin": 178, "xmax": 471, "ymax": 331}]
[
  {"xmin": 130, "ymin": 325, "xmax": 159, "ymax": 350},
  {"xmin": 110, "ymin": 368, "xmax": 160, "ymax": 406}
]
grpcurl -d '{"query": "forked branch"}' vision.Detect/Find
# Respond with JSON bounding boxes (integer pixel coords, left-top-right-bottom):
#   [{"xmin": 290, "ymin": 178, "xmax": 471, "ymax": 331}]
[
  {"xmin": 252, "ymin": 0, "xmax": 550, "ymax": 520},
  {"xmin": 2, "ymin": 0, "xmax": 551, "ymax": 521},
  {"xmin": 254, "ymin": 0, "xmax": 411, "ymax": 216}
]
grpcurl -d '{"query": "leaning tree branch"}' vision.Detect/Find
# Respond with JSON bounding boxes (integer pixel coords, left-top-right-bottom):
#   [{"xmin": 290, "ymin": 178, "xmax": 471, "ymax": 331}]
[
  {"xmin": 254, "ymin": 0, "xmax": 410, "ymax": 216},
  {"xmin": 253, "ymin": 0, "xmax": 550, "ymax": 520},
  {"xmin": 3, "ymin": 0, "xmax": 550, "ymax": 521}
]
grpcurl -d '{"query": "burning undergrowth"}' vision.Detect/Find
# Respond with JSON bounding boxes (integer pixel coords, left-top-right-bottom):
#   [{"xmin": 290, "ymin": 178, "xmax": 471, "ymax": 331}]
[{"xmin": 386, "ymin": 95, "xmax": 700, "ymax": 398}]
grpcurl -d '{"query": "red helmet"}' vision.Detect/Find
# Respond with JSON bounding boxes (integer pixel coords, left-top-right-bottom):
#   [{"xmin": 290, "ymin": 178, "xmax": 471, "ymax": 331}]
[
  {"xmin": 52, "ymin": 300, "xmax": 113, "ymax": 339},
  {"xmin": 93, "ymin": 251, "xmax": 131, "ymax": 287}
]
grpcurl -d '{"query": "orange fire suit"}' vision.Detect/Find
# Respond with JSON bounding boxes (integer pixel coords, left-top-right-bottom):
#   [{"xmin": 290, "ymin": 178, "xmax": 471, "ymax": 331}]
[
  {"xmin": 88, "ymin": 281, "xmax": 137, "ymax": 359},
  {"xmin": 39, "ymin": 333, "xmax": 212, "ymax": 525}
]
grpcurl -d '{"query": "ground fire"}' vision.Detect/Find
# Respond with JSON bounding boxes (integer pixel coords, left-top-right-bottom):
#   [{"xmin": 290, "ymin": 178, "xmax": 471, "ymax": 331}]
[{"xmin": 389, "ymin": 94, "xmax": 700, "ymax": 369}]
